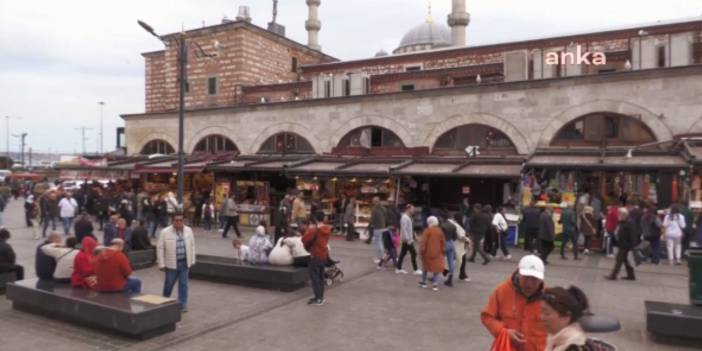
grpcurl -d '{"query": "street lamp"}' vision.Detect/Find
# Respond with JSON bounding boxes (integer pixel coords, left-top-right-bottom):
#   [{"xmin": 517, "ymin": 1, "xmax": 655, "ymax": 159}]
[
  {"xmin": 138, "ymin": 20, "xmax": 217, "ymax": 205},
  {"xmin": 12, "ymin": 132, "xmax": 27, "ymax": 166},
  {"xmin": 98, "ymin": 101, "xmax": 105, "ymax": 154}
]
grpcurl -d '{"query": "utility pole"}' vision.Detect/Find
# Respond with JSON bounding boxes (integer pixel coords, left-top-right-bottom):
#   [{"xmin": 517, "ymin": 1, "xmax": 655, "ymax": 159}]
[
  {"xmin": 12, "ymin": 132, "xmax": 27, "ymax": 165},
  {"xmin": 98, "ymin": 101, "xmax": 105, "ymax": 154},
  {"xmin": 75, "ymin": 127, "xmax": 93, "ymax": 155},
  {"xmin": 28, "ymin": 147, "xmax": 32, "ymax": 168}
]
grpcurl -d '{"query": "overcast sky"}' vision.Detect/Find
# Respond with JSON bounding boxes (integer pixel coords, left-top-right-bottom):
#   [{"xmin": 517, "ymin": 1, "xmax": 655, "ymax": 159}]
[{"xmin": 1, "ymin": 0, "xmax": 700, "ymax": 155}]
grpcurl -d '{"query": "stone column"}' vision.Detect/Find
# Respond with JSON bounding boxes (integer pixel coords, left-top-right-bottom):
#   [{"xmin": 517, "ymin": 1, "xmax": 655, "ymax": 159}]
[
  {"xmin": 306, "ymin": 0, "xmax": 321, "ymax": 51},
  {"xmin": 447, "ymin": 0, "xmax": 470, "ymax": 47}
]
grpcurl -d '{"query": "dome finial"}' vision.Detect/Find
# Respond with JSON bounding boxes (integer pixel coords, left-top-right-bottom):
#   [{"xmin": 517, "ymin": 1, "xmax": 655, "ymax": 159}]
[{"xmin": 426, "ymin": 0, "xmax": 433, "ymax": 23}]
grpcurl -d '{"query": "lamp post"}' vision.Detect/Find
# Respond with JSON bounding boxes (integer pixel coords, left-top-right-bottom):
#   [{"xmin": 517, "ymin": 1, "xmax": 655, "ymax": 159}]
[
  {"xmin": 138, "ymin": 20, "xmax": 188, "ymax": 205},
  {"xmin": 12, "ymin": 132, "xmax": 27, "ymax": 166},
  {"xmin": 98, "ymin": 101, "xmax": 105, "ymax": 154}
]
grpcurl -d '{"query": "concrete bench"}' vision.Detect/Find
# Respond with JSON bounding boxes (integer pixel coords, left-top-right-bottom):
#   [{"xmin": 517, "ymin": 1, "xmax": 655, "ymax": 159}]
[
  {"xmin": 127, "ymin": 248, "xmax": 156, "ymax": 270},
  {"xmin": 0, "ymin": 271, "xmax": 17, "ymax": 294},
  {"xmin": 189, "ymin": 254, "xmax": 309, "ymax": 292},
  {"xmin": 5, "ymin": 279, "xmax": 181, "ymax": 339},
  {"xmin": 645, "ymin": 300, "xmax": 702, "ymax": 340}
]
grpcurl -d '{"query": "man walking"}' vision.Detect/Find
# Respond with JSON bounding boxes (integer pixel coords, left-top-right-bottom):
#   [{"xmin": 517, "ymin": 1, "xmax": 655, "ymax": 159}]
[
  {"xmin": 559, "ymin": 204, "xmax": 579, "ymax": 260},
  {"xmin": 369, "ymin": 197, "xmax": 387, "ymax": 262},
  {"xmin": 221, "ymin": 192, "xmax": 242, "ymax": 238},
  {"xmin": 539, "ymin": 205, "xmax": 555, "ymax": 265},
  {"xmin": 481, "ymin": 255, "xmax": 547, "ymax": 351},
  {"xmin": 522, "ymin": 201, "xmax": 541, "ymax": 253},
  {"xmin": 302, "ymin": 211, "xmax": 331, "ymax": 306},
  {"xmin": 41, "ymin": 191, "xmax": 59, "ymax": 238},
  {"xmin": 397, "ymin": 204, "xmax": 420, "ymax": 275},
  {"xmin": 344, "ymin": 197, "xmax": 356, "ymax": 241},
  {"xmin": 157, "ymin": 212, "xmax": 196, "ymax": 312},
  {"xmin": 605, "ymin": 207, "xmax": 636, "ymax": 280},
  {"xmin": 58, "ymin": 192, "xmax": 78, "ymax": 236},
  {"xmin": 468, "ymin": 204, "xmax": 491, "ymax": 265}
]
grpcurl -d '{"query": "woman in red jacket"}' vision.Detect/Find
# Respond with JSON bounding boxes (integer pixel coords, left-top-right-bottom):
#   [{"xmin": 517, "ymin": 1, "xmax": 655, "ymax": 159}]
[{"xmin": 71, "ymin": 236, "xmax": 98, "ymax": 289}]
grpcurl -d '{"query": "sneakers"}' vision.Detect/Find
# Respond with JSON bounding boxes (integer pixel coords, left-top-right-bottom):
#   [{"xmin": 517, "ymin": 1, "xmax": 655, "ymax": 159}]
[
  {"xmin": 376, "ymin": 265, "xmax": 384, "ymax": 270},
  {"xmin": 504, "ymin": 255, "xmax": 512, "ymax": 260},
  {"xmin": 460, "ymin": 277, "xmax": 472, "ymax": 282},
  {"xmin": 418, "ymin": 282, "xmax": 428, "ymax": 289},
  {"xmin": 310, "ymin": 299, "xmax": 326, "ymax": 306},
  {"xmin": 431, "ymin": 285, "xmax": 439, "ymax": 292},
  {"xmin": 584, "ymin": 249, "xmax": 591, "ymax": 255},
  {"xmin": 396, "ymin": 269, "xmax": 408, "ymax": 274},
  {"xmin": 413, "ymin": 269, "xmax": 422, "ymax": 276},
  {"xmin": 372, "ymin": 258, "xmax": 381, "ymax": 264}
]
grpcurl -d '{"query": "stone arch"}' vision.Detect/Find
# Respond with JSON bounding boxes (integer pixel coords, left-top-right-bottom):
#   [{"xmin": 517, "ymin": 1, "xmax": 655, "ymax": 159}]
[
  {"xmin": 538, "ymin": 100, "xmax": 673, "ymax": 147},
  {"xmin": 685, "ymin": 113, "xmax": 702, "ymax": 133},
  {"xmin": 328, "ymin": 115, "xmax": 412, "ymax": 151},
  {"xmin": 248, "ymin": 122, "xmax": 321, "ymax": 155},
  {"xmin": 133, "ymin": 132, "xmax": 178, "ymax": 155},
  {"xmin": 423, "ymin": 113, "xmax": 530, "ymax": 154},
  {"xmin": 187, "ymin": 126, "xmax": 240, "ymax": 154}
]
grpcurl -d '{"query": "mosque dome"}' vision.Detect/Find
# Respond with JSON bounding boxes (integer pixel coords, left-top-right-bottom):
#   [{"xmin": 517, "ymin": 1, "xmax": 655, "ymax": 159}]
[{"xmin": 394, "ymin": 20, "xmax": 451, "ymax": 54}]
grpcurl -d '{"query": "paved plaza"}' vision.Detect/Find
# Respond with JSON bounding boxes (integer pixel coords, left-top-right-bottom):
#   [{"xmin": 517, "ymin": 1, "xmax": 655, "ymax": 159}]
[{"xmin": 1, "ymin": 200, "xmax": 700, "ymax": 351}]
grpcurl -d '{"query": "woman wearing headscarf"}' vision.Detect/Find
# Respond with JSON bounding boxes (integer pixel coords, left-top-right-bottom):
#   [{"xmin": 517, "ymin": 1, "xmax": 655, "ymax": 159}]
[
  {"xmin": 540, "ymin": 285, "xmax": 591, "ymax": 351},
  {"xmin": 71, "ymin": 236, "xmax": 98, "ymax": 289},
  {"xmin": 579, "ymin": 206, "xmax": 596, "ymax": 256},
  {"xmin": 248, "ymin": 225, "xmax": 273, "ymax": 265},
  {"xmin": 418, "ymin": 216, "xmax": 446, "ymax": 292}
]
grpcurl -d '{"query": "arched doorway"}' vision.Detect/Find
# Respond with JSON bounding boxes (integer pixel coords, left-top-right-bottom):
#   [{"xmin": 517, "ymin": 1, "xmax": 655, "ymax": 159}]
[
  {"xmin": 550, "ymin": 112, "xmax": 656, "ymax": 147},
  {"xmin": 258, "ymin": 132, "xmax": 315, "ymax": 154},
  {"xmin": 140, "ymin": 139, "xmax": 175, "ymax": 155},
  {"xmin": 193, "ymin": 134, "xmax": 238, "ymax": 154},
  {"xmin": 337, "ymin": 125, "xmax": 405, "ymax": 148},
  {"xmin": 432, "ymin": 123, "xmax": 517, "ymax": 155}
]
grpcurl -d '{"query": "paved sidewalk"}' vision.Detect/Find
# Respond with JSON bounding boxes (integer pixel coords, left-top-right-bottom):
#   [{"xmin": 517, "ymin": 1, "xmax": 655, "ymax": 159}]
[{"xmin": 0, "ymin": 199, "xmax": 700, "ymax": 350}]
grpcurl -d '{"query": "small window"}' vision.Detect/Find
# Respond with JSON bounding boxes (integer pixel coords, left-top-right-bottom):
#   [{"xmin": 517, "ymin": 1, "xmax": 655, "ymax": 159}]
[
  {"xmin": 324, "ymin": 80, "xmax": 332, "ymax": 97},
  {"xmin": 401, "ymin": 84, "xmax": 415, "ymax": 91},
  {"xmin": 208, "ymin": 77, "xmax": 218, "ymax": 95},
  {"xmin": 343, "ymin": 79, "xmax": 351, "ymax": 96},
  {"xmin": 291, "ymin": 57, "xmax": 298, "ymax": 72},
  {"xmin": 363, "ymin": 77, "xmax": 370, "ymax": 94},
  {"xmin": 657, "ymin": 46, "xmax": 666, "ymax": 68},
  {"xmin": 405, "ymin": 65, "xmax": 422, "ymax": 72},
  {"xmin": 184, "ymin": 81, "xmax": 190, "ymax": 93},
  {"xmin": 598, "ymin": 68, "xmax": 617, "ymax": 74}
]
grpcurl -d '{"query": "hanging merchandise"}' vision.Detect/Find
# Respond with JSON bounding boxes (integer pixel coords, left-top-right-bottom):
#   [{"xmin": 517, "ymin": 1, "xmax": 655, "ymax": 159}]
[
  {"xmin": 566, "ymin": 172, "xmax": 574, "ymax": 193},
  {"xmin": 672, "ymin": 175, "xmax": 679, "ymax": 203},
  {"xmin": 642, "ymin": 175, "xmax": 650, "ymax": 201}
]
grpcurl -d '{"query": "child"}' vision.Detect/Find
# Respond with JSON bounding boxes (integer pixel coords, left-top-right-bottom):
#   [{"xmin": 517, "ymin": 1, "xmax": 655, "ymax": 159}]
[{"xmin": 232, "ymin": 239, "xmax": 250, "ymax": 263}]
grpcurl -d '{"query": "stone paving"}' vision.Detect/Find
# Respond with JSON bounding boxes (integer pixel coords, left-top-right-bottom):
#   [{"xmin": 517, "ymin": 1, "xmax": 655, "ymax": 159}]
[{"xmin": 1, "ymin": 199, "xmax": 701, "ymax": 350}]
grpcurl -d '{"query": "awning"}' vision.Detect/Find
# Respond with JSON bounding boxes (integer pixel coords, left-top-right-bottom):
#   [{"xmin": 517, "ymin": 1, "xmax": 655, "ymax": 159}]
[
  {"xmin": 526, "ymin": 154, "xmax": 689, "ymax": 170},
  {"xmin": 285, "ymin": 160, "xmax": 350, "ymax": 174},
  {"xmin": 336, "ymin": 161, "xmax": 403, "ymax": 175},
  {"xmin": 454, "ymin": 164, "xmax": 523, "ymax": 178},
  {"xmin": 393, "ymin": 162, "xmax": 522, "ymax": 178},
  {"xmin": 393, "ymin": 163, "xmax": 460, "ymax": 176}
]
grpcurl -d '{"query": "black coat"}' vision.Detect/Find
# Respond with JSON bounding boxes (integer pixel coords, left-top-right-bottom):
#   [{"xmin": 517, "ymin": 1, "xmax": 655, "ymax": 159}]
[
  {"xmin": 522, "ymin": 206, "xmax": 541, "ymax": 231},
  {"xmin": 130, "ymin": 227, "xmax": 153, "ymax": 250},
  {"xmin": 74, "ymin": 218, "xmax": 94, "ymax": 243},
  {"xmin": 35, "ymin": 242, "xmax": 56, "ymax": 280},
  {"xmin": 440, "ymin": 221, "xmax": 458, "ymax": 242},
  {"xmin": 0, "ymin": 241, "xmax": 16, "ymax": 266},
  {"xmin": 617, "ymin": 219, "xmax": 638, "ymax": 250},
  {"xmin": 539, "ymin": 211, "xmax": 555, "ymax": 241},
  {"xmin": 469, "ymin": 212, "xmax": 491, "ymax": 238}
]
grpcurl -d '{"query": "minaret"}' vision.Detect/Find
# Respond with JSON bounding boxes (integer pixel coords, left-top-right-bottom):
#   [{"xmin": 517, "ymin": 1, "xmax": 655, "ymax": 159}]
[
  {"xmin": 447, "ymin": 0, "xmax": 470, "ymax": 47},
  {"xmin": 305, "ymin": 0, "xmax": 321, "ymax": 51}
]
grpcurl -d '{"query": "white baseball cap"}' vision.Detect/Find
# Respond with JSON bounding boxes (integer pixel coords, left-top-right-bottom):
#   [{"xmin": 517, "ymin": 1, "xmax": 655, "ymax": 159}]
[{"xmin": 518, "ymin": 255, "xmax": 545, "ymax": 280}]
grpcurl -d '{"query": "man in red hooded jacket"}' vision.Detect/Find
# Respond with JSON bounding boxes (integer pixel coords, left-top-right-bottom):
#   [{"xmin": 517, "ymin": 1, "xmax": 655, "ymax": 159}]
[
  {"xmin": 301, "ymin": 211, "xmax": 331, "ymax": 306},
  {"xmin": 94, "ymin": 239, "xmax": 141, "ymax": 294}
]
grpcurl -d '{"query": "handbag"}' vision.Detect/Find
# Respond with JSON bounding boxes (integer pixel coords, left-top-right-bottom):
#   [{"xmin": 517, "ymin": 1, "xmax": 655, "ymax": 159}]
[{"xmin": 490, "ymin": 329, "xmax": 516, "ymax": 351}]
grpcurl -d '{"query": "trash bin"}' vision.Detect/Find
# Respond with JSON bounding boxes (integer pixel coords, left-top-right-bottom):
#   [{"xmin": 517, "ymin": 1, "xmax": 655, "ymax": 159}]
[
  {"xmin": 506, "ymin": 225, "xmax": 518, "ymax": 247},
  {"xmin": 689, "ymin": 248, "xmax": 702, "ymax": 306}
]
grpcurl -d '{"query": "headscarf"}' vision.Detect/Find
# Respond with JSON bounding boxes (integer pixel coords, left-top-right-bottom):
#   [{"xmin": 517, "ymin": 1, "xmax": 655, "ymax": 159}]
[{"xmin": 427, "ymin": 216, "xmax": 439, "ymax": 227}]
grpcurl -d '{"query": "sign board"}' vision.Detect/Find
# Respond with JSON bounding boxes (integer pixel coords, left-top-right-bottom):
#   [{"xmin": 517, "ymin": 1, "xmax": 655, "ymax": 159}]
[{"xmin": 462, "ymin": 186, "xmax": 471, "ymax": 195}]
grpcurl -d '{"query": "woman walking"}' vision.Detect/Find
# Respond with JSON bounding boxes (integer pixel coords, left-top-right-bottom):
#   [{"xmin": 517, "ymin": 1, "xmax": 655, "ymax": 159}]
[
  {"xmin": 418, "ymin": 216, "xmax": 446, "ymax": 291},
  {"xmin": 663, "ymin": 204, "xmax": 686, "ymax": 265}
]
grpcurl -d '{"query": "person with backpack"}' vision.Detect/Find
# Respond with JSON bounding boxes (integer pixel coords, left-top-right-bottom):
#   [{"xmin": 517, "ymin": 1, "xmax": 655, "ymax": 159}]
[
  {"xmin": 301, "ymin": 211, "xmax": 331, "ymax": 306},
  {"xmin": 492, "ymin": 206, "xmax": 511, "ymax": 260},
  {"xmin": 640, "ymin": 204, "xmax": 662, "ymax": 265},
  {"xmin": 605, "ymin": 207, "xmax": 636, "ymax": 280},
  {"xmin": 578, "ymin": 206, "xmax": 597, "ymax": 256}
]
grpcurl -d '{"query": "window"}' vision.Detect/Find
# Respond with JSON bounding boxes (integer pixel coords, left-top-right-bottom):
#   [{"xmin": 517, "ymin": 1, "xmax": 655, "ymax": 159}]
[
  {"xmin": 551, "ymin": 113, "xmax": 656, "ymax": 147},
  {"xmin": 433, "ymin": 124, "xmax": 517, "ymax": 155},
  {"xmin": 338, "ymin": 126, "xmax": 404, "ymax": 148},
  {"xmin": 343, "ymin": 79, "xmax": 351, "ymax": 96},
  {"xmin": 405, "ymin": 65, "xmax": 422, "ymax": 72},
  {"xmin": 208, "ymin": 77, "xmax": 218, "ymax": 95},
  {"xmin": 194, "ymin": 135, "xmax": 237, "ymax": 154},
  {"xmin": 258, "ymin": 132, "xmax": 314, "ymax": 154},
  {"xmin": 401, "ymin": 84, "xmax": 415, "ymax": 91},
  {"xmin": 554, "ymin": 51, "xmax": 563, "ymax": 78},
  {"xmin": 140, "ymin": 140, "xmax": 175, "ymax": 155},
  {"xmin": 184, "ymin": 81, "xmax": 190, "ymax": 93},
  {"xmin": 657, "ymin": 46, "xmax": 666, "ymax": 68},
  {"xmin": 291, "ymin": 57, "xmax": 298, "ymax": 72},
  {"xmin": 324, "ymin": 80, "xmax": 332, "ymax": 97},
  {"xmin": 363, "ymin": 77, "xmax": 371, "ymax": 94},
  {"xmin": 597, "ymin": 68, "xmax": 617, "ymax": 74}
]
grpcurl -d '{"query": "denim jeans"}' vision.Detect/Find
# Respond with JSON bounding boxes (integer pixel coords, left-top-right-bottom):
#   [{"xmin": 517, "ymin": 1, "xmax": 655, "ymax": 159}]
[
  {"xmin": 61, "ymin": 217, "xmax": 74, "ymax": 236},
  {"xmin": 42, "ymin": 216, "xmax": 57, "ymax": 237},
  {"xmin": 308, "ymin": 257, "xmax": 326, "ymax": 301},
  {"xmin": 123, "ymin": 278, "xmax": 142, "ymax": 294},
  {"xmin": 421, "ymin": 271, "xmax": 440, "ymax": 286},
  {"xmin": 445, "ymin": 240, "xmax": 456, "ymax": 275},
  {"xmin": 372, "ymin": 229, "xmax": 386, "ymax": 259},
  {"xmin": 163, "ymin": 260, "xmax": 189, "ymax": 307}
]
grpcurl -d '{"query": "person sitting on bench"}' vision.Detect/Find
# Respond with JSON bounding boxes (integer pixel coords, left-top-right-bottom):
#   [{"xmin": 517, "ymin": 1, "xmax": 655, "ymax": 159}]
[
  {"xmin": 130, "ymin": 220, "xmax": 153, "ymax": 251},
  {"xmin": 71, "ymin": 236, "xmax": 98, "ymax": 289},
  {"xmin": 232, "ymin": 239, "xmax": 250, "ymax": 264},
  {"xmin": 0, "ymin": 229, "xmax": 24, "ymax": 281},
  {"xmin": 95, "ymin": 238, "xmax": 141, "ymax": 294},
  {"xmin": 41, "ymin": 236, "xmax": 79, "ymax": 283},
  {"xmin": 248, "ymin": 225, "xmax": 273, "ymax": 265}
]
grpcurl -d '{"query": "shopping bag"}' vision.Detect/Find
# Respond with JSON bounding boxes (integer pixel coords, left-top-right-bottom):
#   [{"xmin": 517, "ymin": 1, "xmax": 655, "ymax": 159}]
[{"xmin": 490, "ymin": 329, "xmax": 516, "ymax": 351}]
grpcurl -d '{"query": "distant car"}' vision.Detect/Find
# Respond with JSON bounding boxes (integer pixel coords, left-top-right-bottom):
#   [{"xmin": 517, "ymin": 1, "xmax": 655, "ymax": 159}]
[
  {"xmin": 61, "ymin": 180, "xmax": 85, "ymax": 191},
  {"xmin": 0, "ymin": 169, "xmax": 11, "ymax": 183}
]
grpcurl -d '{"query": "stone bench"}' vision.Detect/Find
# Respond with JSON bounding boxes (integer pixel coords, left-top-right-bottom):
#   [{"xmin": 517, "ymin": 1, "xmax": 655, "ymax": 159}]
[
  {"xmin": 5, "ymin": 279, "xmax": 181, "ymax": 339},
  {"xmin": 645, "ymin": 300, "xmax": 702, "ymax": 340},
  {"xmin": 189, "ymin": 254, "xmax": 309, "ymax": 292},
  {"xmin": 0, "ymin": 271, "xmax": 17, "ymax": 294},
  {"xmin": 127, "ymin": 248, "xmax": 156, "ymax": 270}
]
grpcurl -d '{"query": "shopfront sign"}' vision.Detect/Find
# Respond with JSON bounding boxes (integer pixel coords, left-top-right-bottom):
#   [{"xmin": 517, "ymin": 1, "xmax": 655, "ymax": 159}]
[{"xmin": 462, "ymin": 186, "xmax": 471, "ymax": 195}]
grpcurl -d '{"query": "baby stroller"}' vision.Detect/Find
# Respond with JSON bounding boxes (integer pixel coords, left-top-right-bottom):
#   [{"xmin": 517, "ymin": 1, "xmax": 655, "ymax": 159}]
[{"xmin": 324, "ymin": 258, "xmax": 344, "ymax": 286}]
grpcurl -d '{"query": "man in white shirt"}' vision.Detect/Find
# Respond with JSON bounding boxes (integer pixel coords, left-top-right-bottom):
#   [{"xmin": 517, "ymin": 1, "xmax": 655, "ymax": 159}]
[
  {"xmin": 157, "ymin": 212, "xmax": 195, "ymax": 312},
  {"xmin": 491, "ymin": 206, "xmax": 511, "ymax": 260},
  {"xmin": 41, "ymin": 236, "xmax": 79, "ymax": 282},
  {"xmin": 58, "ymin": 192, "xmax": 78, "ymax": 236}
]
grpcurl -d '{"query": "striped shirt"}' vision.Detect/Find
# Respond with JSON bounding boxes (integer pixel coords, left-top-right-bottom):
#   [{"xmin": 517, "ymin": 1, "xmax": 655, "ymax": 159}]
[{"xmin": 176, "ymin": 232, "xmax": 186, "ymax": 261}]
